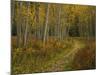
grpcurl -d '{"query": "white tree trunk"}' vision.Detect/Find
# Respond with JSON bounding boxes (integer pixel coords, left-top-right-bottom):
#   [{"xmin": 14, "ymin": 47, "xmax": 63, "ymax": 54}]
[
  {"xmin": 43, "ymin": 4, "xmax": 49, "ymax": 45},
  {"xmin": 24, "ymin": 2, "xmax": 30, "ymax": 47}
]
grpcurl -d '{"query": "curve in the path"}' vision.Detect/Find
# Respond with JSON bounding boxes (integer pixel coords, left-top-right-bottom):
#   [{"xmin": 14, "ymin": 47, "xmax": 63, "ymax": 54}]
[{"xmin": 44, "ymin": 40, "xmax": 85, "ymax": 71}]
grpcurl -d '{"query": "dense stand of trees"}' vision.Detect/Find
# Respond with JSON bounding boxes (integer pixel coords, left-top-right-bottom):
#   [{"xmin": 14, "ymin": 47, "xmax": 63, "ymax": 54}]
[{"xmin": 11, "ymin": 1, "xmax": 96, "ymax": 48}]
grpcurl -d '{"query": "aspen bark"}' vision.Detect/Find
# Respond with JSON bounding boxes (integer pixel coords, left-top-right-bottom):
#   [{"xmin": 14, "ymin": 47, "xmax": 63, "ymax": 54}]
[
  {"xmin": 24, "ymin": 2, "xmax": 30, "ymax": 47},
  {"xmin": 43, "ymin": 4, "xmax": 49, "ymax": 45}
]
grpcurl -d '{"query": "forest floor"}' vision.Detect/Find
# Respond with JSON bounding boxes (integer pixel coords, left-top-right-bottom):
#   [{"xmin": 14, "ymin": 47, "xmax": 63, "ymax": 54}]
[{"xmin": 11, "ymin": 37, "xmax": 96, "ymax": 74}]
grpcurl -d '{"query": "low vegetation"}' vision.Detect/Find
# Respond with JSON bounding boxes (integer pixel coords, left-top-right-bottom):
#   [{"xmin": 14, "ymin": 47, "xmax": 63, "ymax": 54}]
[{"xmin": 11, "ymin": 37, "xmax": 96, "ymax": 74}]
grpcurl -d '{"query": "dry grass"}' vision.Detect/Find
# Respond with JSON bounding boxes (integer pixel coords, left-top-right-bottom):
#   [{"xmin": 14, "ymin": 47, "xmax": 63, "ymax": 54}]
[
  {"xmin": 71, "ymin": 38, "xmax": 96, "ymax": 70},
  {"xmin": 11, "ymin": 37, "xmax": 96, "ymax": 74}
]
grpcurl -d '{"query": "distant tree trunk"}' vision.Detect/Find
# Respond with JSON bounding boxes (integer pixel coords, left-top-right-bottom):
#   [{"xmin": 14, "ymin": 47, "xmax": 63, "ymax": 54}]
[
  {"xmin": 24, "ymin": 2, "xmax": 30, "ymax": 47},
  {"xmin": 16, "ymin": 2, "xmax": 22, "ymax": 48},
  {"xmin": 89, "ymin": 11, "xmax": 92, "ymax": 37},
  {"xmin": 78, "ymin": 16, "xmax": 83, "ymax": 37},
  {"xmin": 57, "ymin": 5, "xmax": 61, "ymax": 40},
  {"xmin": 11, "ymin": 0, "xmax": 15, "ymax": 26},
  {"xmin": 58, "ymin": 5, "xmax": 62, "ymax": 40},
  {"xmin": 66, "ymin": 23, "xmax": 70, "ymax": 37},
  {"xmin": 91, "ymin": 9, "xmax": 96, "ymax": 37},
  {"xmin": 34, "ymin": 3, "xmax": 40, "ymax": 39},
  {"xmin": 43, "ymin": 4, "xmax": 49, "ymax": 45}
]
